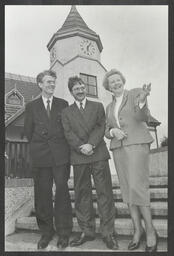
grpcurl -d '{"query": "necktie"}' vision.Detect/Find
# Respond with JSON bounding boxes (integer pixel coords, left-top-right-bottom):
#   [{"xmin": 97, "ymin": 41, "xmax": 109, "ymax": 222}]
[
  {"xmin": 80, "ymin": 102, "xmax": 84, "ymax": 113},
  {"xmin": 46, "ymin": 99, "xmax": 51, "ymax": 118},
  {"xmin": 80, "ymin": 102, "xmax": 84, "ymax": 115}
]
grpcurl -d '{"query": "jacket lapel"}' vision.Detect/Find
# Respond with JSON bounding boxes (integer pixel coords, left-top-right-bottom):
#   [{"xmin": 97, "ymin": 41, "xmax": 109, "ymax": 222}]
[
  {"xmin": 82, "ymin": 100, "xmax": 94, "ymax": 124},
  {"xmin": 118, "ymin": 90, "xmax": 128, "ymax": 115},
  {"xmin": 71, "ymin": 102, "xmax": 89, "ymax": 134},
  {"xmin": 36, "ymin": 97, "xmax": 50, "ymax": 126},
  {"xmin": 109, "ymin": 99, "xmax": 118, "ymax": 127},
  {"xmin": 50, "ymin": 97, "xmax": 59, "ymax": 119}
]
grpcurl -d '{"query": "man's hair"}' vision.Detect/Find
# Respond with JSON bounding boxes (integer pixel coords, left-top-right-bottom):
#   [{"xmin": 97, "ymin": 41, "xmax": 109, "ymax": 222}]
[
  {"xmin": 68, "ymin": 76, "xmax": 84, "ymax": 92},
  {"xmin": 36, "ymin": 70, "xmax": 57, "ymax": 84}
]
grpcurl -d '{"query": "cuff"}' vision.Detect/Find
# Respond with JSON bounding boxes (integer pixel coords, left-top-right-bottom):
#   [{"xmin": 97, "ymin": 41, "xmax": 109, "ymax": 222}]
[
  {"xmin": 110, "ymin": 128, "xmax": 114, "ymax": 137},
  {"xmin": 139, "ymin": 101, "xmax": 146, "ymax": 109}
]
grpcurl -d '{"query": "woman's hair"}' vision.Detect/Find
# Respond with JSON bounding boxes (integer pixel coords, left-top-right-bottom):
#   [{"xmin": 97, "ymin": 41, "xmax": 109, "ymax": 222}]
[{"xmin": 102, "ymin": 69, "xmax": 126, "ymax": 91}]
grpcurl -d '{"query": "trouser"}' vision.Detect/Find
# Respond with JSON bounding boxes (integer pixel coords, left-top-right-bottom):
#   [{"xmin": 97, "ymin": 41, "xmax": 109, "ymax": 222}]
[
  {"xmin": 32, "ymin": 164, "xmax": 73, "ymax": 237},
  {"xmin": 73, "ymin": 160, "xmax": 116, "ymax": 238}
]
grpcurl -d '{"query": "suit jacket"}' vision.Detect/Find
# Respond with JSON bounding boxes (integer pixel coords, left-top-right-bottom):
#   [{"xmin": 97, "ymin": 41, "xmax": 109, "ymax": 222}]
[
  {"xmin": 105, "ymin": 88, "xmax": 154, "ymax": 150},
  {"xmin": 61, "ymin": 100, "xmax": 110, "ymax": 165},
  {"xmin": 24, "ymin": 96, "xmax": 70, "ymax": 167}
]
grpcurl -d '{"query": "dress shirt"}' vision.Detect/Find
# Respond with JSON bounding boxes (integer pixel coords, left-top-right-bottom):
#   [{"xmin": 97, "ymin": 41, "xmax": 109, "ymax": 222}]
[
  {"xmin": 75, "ymin": 98, "xmax": 87, "ymax": 109},
  {"xmin": 114, "ymin": 94, "xmax": 124, "ymax": 128},
  {"xmin": 42, "ymin": 95, "xmax": 53, "ymax": 110}
]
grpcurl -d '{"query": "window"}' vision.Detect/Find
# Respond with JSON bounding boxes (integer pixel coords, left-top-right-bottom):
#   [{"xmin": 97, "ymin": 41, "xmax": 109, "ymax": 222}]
[{"xmin": 80, "ymin": 73, "xmax": 98, "ymax": 98}]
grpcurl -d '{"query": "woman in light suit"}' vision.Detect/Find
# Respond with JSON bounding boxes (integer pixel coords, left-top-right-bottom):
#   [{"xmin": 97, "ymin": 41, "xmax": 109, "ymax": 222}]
[{"xmin": 103, "ymin": 69, "xmax": 158, "ymax": 252}]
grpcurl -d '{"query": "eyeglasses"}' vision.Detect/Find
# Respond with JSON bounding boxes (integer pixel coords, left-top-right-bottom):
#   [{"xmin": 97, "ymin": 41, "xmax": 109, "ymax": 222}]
[{"xmin": 72, "ymin": 86, "xmax": 86, "ymax": 92}]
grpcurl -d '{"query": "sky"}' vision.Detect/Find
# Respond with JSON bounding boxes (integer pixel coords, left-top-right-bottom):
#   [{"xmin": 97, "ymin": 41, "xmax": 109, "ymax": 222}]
[{"xmin": 5, "ymin": 5, "xmax": 168, "ymax": 143}]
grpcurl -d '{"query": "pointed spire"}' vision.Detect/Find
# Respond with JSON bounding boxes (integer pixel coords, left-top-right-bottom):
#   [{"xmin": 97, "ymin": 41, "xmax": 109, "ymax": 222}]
[
  {"xmin": 57, "ymin": 5, "xmax": 96, "ymax": 35},
  {"xmin": 47, "ymin": 5, "xmax": 103, "ymax": 52},
  {"xmin": 70, "ymin": 5, "xmax": 78, "ymax": 13}
]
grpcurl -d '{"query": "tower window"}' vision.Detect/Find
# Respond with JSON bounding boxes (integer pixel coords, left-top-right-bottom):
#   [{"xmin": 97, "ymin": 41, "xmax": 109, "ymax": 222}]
[{"xmin": 80, "ymin": 73, "xmax": 98, "ymax": 98}]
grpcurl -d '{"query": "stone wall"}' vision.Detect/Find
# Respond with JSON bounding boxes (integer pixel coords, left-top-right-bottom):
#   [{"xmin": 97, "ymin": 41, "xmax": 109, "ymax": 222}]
[{"xmin": 5, "ymin": 184, "xmax": 34, "ymax": 236}]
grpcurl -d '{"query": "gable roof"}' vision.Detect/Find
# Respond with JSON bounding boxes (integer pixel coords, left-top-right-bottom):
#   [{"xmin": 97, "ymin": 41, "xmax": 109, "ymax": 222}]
[{"xmin": 5, "ymin": 72, "xmax": 40, "ymax": 124}]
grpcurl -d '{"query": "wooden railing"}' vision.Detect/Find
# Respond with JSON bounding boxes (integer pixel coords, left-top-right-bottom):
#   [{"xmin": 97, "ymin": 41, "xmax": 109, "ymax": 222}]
[
  {"xmin": 5, "ymin": 140, "xmax": 32, "ymax": 178},
  {"xmin": 5, "ymin": 135, "xmax": 162, "ymax": 179}
]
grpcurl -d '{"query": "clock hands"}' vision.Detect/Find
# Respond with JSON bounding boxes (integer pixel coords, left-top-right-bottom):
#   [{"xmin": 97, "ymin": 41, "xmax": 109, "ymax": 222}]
[
  {"xmin": 80, "ymin": 40, "xmax": 95, "ymax": 55},
  {"xmin": 86, "ymin": 42, "xmax": 91, "ymax": 51}
]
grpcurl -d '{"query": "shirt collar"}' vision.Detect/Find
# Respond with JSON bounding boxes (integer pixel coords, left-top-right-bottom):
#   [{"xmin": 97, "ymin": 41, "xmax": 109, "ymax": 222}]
[
  {"xmin": 42, "ymin": 95, "xmax": 53, "ymax": 105},
  {"xmin": 75, "ymin": 98, "xmax": 87, "ymax": 109},
  {"xmin": 115, "ymin": 93, "xmax": 123, "ymax": 101},
  {"xmin": 113, "ymin": 90, "xmax": 124, "ymax": 102}
]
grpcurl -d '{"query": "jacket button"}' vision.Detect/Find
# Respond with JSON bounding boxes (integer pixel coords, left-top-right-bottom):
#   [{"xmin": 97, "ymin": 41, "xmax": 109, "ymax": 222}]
[{"xmin": 42, "ymin": 131, "xmax": 48, "ymax": 135}]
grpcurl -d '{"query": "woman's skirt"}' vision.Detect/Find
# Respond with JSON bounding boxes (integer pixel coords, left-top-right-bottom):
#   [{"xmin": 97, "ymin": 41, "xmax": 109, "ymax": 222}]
[{"xmin": 112, "ymin": 144, "xmax": 150, "ymax": 206}]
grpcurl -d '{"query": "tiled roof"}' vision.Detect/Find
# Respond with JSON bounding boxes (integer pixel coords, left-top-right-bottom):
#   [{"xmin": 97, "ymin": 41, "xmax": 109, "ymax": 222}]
[
  {"xmin": 5, "ymin": 73, "xmax": 40, "ymax": 124},
  {"xmin": 5, "ymin": 73, "xmax": 40, "ymax": 104},
  {"xmin": 5, "ymin": 72, "xmax": 36, "ymax": 83},
  {"xmin": 5, "ymin": 105, "xmax": 21, "ymax": 122},
  {"xmin": 5, "ymin": 107, "xmax": 25, "ymax": 127}
]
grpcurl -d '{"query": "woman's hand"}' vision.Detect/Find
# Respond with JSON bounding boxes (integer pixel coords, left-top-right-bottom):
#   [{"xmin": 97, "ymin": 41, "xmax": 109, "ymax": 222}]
[
  {"xmin": 138, "ymin": 83, "xmax": 151, "ymax": 103},
  {"xmin": 111, "ymin": 128, "xmax": 127, "ymax": 140}
]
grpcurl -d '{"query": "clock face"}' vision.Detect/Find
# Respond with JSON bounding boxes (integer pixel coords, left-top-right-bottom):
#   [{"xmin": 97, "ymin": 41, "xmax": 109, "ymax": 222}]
[
  {"xmin": 50, "ymin": 47, "xmax": 56, "ymax": 62},
  {"xmin": 80, "ymin": 39, "xmax": 96, "ymax": 56}
]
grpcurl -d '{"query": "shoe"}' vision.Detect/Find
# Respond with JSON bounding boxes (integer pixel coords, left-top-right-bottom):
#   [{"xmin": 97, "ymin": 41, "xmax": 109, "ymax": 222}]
[
  {"xmin": 70, "ymin": 232, "xmax": 95, "ymax": 247},
  {"xmin": 57, "ymin": 236, "xmax": 69, "ymax": 248},
  {"xmin": 128, "ymin": 229, "xmax": 145, "ymax": 250},
  {"xmin": 37, "ymin": 234, "xmax": 53, "ymax": 249},
  {"xmin": 103, "ymin": 234, "xmax": 119, "ymax": 250},
  {"xmin": 145, "ymin": 230, "xmax": 158, "ymax": 252}
]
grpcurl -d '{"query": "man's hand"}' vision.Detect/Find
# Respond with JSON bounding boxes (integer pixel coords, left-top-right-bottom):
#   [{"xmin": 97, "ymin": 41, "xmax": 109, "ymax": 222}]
[
  {"xmin": 111, "ymin": 128, "xmax": 127, "ymax": 140},
  {"xmin": 5, "ymin": 151, "xmax": 8, "ymax": 159},
  {"xmin": 138, "ymin": 83, "xmax": 151, "ymax": 103},
  {"xmin": 79, "ymin": 144, "xmax": 94, "ymax": 155}
]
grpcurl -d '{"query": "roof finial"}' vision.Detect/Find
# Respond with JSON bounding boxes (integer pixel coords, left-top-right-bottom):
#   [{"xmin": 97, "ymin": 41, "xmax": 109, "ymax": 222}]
[{"xmin": 70, "ymin": 5, "xmax": 77, "ymax": 12}]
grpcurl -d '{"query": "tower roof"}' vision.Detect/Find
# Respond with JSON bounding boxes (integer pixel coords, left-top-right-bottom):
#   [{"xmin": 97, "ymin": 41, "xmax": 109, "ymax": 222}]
[
  {"xmin": 47, "ymin": 5, "xmax": 103, "ymax": 52},
  {"xmin": 57, "ymin": 5, "xmax": 97, "ymax": 36}
]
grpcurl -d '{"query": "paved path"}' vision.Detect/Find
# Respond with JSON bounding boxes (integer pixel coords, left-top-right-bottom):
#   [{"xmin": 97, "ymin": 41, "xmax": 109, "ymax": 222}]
[{"xmin": 5, "ymin": 231, "xmax": 167, "ymax": 252}]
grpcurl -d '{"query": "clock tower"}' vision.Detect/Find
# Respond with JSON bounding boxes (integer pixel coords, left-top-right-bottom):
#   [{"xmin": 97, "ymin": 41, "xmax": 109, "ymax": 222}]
[{"xmin": 47, "ymin": 5, "xmax": 111, "ymax": 105}]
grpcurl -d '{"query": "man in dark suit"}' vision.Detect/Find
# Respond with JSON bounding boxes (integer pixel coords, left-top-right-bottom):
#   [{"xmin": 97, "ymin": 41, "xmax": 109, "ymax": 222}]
[
  {"xmin": 61, "ymin": 76, "xmax": 118, "ymax": 250},
  {"xmin": 24, "ymin": 70, "xmax": 72, "ymax": 250}
]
